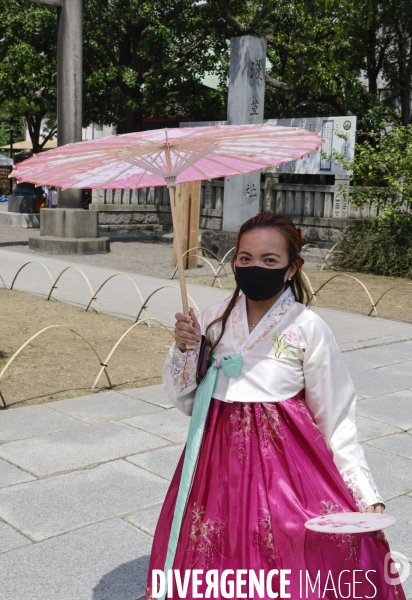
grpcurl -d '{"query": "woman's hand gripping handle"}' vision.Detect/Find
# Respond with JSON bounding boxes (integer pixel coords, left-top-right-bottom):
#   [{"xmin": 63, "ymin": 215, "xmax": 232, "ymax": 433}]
[{"xmin": 174, "ymin": 308, "xmax": 201, "ymax": 352}]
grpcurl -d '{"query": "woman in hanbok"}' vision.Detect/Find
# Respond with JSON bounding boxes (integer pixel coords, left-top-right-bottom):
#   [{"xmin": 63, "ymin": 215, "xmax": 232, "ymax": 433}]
[{"xmin": 145, "ymin": 212, "xmax": 406, "ymax": 600}]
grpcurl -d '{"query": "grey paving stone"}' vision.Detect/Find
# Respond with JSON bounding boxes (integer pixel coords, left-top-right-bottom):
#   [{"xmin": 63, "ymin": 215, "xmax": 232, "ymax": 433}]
[
  {"xmin": 0, "ymin": 404, "xmax": 87, "ymax": 442},
  {"xmin": 0, "ymin": 518, "xmax": 152, "ymax": 600},
  {"xmin": 125, "ymin": 505, "xmax": 162, "ymax": 537},
  {"xmin": 357, "ymin": 391, "xmax": 412, "ymax": 430},
  {"xmin": 344, "ymin": 346, "xmax": 412, "ymax": 368},
  {"xmin": 386, "ymin": 341, "xmax": 412, "ymax": 356},
  {"xmin": 363, "ymin": 445, "xmax": 412, "ymax": 500},
  {"xmin": 49, "ymin": 390, "xmax": 163, "ymax": 424},
  {"xmin": 122, "ymin": 408, "xmax": 189, "ymax": 443},
  {"xmin": 368, "ymin": 432, "xmax": 412, "ymax": 460},
  {"xmin": 120, "ymin": 383, "xmax": 174, "ymax": 409},
  {"xmin": 378, "ymin": 359, "xmax": 412, "ymax": 377},
  {"xmin": 350, "ymin": 368, "xmax": 412, "ymax": 398},
  {"xmin": 0, "ymin": 421, "xmax": 168, "ymax": 477},
  {"xmin": 127, "ymin": 444, "xmax": 184, "ymax": 480},
  {"xmin": 0, "ymin": 458, "xmax": 36, "ymax": 488},
  {"xmin": 344, "ymin": 357, "xmax": 388, "ymax": 373},
  {"xmin": 355, "ymin": 415, "xmax": 402, "ymax": 442},
  {"xmin": 384, "ymin": 496, "xmax": 412, "ymax": 562},
  {"xmin": 0, "ymin": 521, "xmax": 31, "ymax": 554},
  {"xmin": 0, "ymin": 460, "xmax": 168, "ymax": 542}
]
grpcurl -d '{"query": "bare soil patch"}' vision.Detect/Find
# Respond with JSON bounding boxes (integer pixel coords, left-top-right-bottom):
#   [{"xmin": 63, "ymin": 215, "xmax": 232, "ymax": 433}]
[{"xmin": 0, "ymin": 289, "xmax": 173, "ymax": 409}]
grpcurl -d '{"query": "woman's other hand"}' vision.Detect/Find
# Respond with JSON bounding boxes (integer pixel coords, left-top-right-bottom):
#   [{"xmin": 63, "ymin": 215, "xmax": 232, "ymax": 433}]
[
  {"xmin": 174, "ymin": 307, "xmax": 201, "ymax": 352},
  {"xmin": 362, "ymin": 503, "xmax": 384, "ymax": 514}
]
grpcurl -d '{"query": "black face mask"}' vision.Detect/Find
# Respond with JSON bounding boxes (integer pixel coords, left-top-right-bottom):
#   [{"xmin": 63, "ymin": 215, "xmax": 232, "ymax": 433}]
[{"xmin": 234, "ymin": 264, "xmax": 290, "ymax": 302}]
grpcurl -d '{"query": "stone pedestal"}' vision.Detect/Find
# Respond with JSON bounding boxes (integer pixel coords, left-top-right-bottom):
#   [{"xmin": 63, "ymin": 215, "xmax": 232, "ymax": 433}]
[
  {"xmin": 0, "ymin": 195, "xmax": 40, "ymax": 228},
  {"xmin": 28, "ymin": 209, "xmax": 110, "ymax": 254},
  {"xmin": 223, "ymin": 35, "xmax": 267, "ymax": 232}
]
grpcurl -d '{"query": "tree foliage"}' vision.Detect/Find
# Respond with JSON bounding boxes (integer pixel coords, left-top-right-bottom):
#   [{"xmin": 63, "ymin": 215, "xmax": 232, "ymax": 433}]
[
  {"xmin": 214, "ymin": 0, "xmax": 412, "ymax": 128},
  {"xmin": 0, "ymin": 0, "xmax": 57, "ymax": 152},
  {"xmin": 0, "ymin": 0, "xmax": 411, "ymax": 148},
  {"xmin": 83, "ymin": 0, "xmax": 229, "ymax": 133}
]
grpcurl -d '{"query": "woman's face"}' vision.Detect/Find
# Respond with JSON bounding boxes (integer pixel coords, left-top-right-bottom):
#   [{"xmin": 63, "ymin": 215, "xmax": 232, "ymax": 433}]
[{"xmin": 235, "ymin": 227, "xmax": 297, "ymax": 279}]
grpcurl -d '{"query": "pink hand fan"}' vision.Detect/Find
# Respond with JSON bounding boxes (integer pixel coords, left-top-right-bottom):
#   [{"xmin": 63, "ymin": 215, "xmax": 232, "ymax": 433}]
[{"xmin": 305, "ymin": 512, "xmax": 396, "ymax": 534}]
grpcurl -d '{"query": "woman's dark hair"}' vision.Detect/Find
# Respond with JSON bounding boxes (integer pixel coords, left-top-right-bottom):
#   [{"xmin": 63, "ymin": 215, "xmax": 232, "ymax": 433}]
[{"xmin": 206, "ymin": 212, "xmax": 311, "ymax": 354}]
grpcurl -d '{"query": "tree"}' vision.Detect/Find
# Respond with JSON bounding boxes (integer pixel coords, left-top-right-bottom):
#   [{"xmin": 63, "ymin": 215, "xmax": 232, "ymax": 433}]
[
  {"xmin": 213, "ymin": 0, "xmax": 411, "ymax": 129},
  {"xmin": 0, "ymin": 0, "xmax": 57, "ymax": 152},
  {"xmin": 381, "ymin": 0, "xmax": 412, "ymax": 125},
  {"xmin": 83, "ymin": 0, "xmax": 229, "ymax": 133}
]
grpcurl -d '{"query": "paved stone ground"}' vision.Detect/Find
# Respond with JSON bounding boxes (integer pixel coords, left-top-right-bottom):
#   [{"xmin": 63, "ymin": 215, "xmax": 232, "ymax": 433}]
[{"xmin": 0, "ymin": 348, "xmax": 411, "ymax": 598}]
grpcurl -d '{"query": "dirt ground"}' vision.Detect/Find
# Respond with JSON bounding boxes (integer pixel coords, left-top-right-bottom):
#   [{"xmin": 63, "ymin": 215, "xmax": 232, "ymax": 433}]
[{"xmin": 0, "ymin": 289, "xmax": 174, "ymax": 409}]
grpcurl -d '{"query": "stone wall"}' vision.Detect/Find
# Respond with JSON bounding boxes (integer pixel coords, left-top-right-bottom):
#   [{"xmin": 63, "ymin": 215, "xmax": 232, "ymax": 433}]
[{"xmin": 91, "ymin": 176, "xmax": 377, "ymax": 244}]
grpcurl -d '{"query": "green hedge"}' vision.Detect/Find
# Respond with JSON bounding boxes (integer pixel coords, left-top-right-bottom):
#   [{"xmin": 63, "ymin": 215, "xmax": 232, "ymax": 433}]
[{"xmin": 334, "ymin": 219, "xmax": 412, "ymax": 279}]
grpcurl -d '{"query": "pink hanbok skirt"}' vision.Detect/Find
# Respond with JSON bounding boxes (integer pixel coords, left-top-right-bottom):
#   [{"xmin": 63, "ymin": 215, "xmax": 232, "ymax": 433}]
[{"xmin": 145, "ymin": 394, "xmax": 405, "ymax": 600}]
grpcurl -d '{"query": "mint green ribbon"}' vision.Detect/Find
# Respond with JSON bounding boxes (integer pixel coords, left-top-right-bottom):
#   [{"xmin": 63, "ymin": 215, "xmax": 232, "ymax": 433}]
[{"xmin": 159, "ymin": 354, "xmax": 242, "ymax": 600}]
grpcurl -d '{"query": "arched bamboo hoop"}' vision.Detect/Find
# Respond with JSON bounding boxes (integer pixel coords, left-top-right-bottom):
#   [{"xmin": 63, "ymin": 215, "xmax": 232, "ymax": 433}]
[
  {"xmin": 84, "ymin": 273, "xmax": 149, "ymax": 323},
  {"xmin": 174, "ymin": 254, "xmax": 224, "ymax": 288},
  {"xmin": 312, "ymin": 274, "xmax": 378, "ymax": 317},
  {"xmin": 171, "ymin": 246, "xmax": 230, "ymax": 282},
  {"xmin": 212, "ymin": 262, "xmax": 229, "ymax": 287},
  {"xmin": 0, "ymin": 274, "xmax": 6, "ymax": 289},
  {"xmin": 92, "ymin": 317, "xmax": 174, "ymax": 391},
  {"xmin": 0, "ymin": 325, "xmax": 113, "ymax": 408},
  {"xmin": 10, "ymin": 262, "xmax": 58, "ymax": 299},
  {"xmin": 210, "ymin": 247, "xmax": 235, "ymax": 285},
  {"xmin": 135, "ymin": 286, "xmax": 200, "ymax": 323},
  {"xmin": 367, "ymin": 282, "xmax": 412, "ymax": 317},
  {"xmin": 211, "ymin": 246, "xmax": 236, "ymax": 287},
  {"xmin": 320, "ymin": 243, "xmax": 339, "ymax": 271},
  {"xmin": 47, "ymin": 266, "xmax": 98, "ymax": 312},
  {"xmin": 301, "ymin": 271, "xmax": 317, "ymax": 305},
  {"xmin": 220, "ymin": 247, "xmax": 236, "ymax": 264},
  {"xmin": 301, "ymin": 243, "xmax": 326, "ymax": 260}
]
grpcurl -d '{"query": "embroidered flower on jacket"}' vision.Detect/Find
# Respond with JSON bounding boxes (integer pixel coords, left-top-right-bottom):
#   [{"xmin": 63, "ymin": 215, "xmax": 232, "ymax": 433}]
[
  {"xmin": 270, "ymin": 330, "xmax": 305, "ymax": 359},
  {"xmin": 283, "ymin": 328, "xmax": 299, "ymax": 343}
]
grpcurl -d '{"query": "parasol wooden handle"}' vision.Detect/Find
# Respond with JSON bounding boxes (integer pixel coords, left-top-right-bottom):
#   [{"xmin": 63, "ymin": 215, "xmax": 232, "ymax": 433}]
[{"xmin": 168, "ymin": 185, "xmax": 195, "ymax": 349}]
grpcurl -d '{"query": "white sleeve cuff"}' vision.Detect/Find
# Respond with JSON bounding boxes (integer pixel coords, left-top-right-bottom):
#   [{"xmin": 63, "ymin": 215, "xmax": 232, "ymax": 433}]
[
  {"xmin": 341, "ymin": 464, "xmax": 385, "ymax": 511},
  {"xmin": 170, "ymin": 342, "xmax": 201, "ymax": 398}
]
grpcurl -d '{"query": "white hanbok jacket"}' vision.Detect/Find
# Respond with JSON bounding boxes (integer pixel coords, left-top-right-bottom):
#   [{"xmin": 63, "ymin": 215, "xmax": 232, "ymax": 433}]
[{"xmin": 163, "ymin": 286, "xmax": 384, "ymax": 511}]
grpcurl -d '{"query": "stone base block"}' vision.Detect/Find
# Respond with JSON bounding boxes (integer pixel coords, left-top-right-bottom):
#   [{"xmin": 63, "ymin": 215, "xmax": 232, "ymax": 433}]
[
  {"xmin": 8, "ymin": 196, "xmax": 37, "ymax": 214},
  {"xmin": 28, "ymin": 235, "xmax": 110, "ymax": 254},
  {"xmin": 200, "ymin": 230, "xmax": 237, "ymax": 260},
  {"xmin": 0, "ymin": 212, "xmax": 40, "ymax": 228},
  {"xmin": 40, "ymin": 208, "xmax": 99, "ymax": 238}
]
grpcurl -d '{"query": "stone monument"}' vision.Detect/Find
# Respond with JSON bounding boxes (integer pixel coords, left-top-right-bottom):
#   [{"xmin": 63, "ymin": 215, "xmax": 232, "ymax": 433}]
[
  {"xmin": 202, "ymin": 35, "xmax": 267, "ymax": 258},
  {"xmin": 224, "ymin": 35, "xmax": 267, "ymax": 230}
]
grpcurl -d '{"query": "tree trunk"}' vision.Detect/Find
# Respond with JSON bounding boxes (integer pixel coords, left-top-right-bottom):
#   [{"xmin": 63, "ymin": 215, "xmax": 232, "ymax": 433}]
[
  {"xmin": 25, "ymin": 115, "xmax": 43, "ymax": 153},
  {"xmin": 395, "ymin": 18, "xmax": 412, "ymax": 125}
]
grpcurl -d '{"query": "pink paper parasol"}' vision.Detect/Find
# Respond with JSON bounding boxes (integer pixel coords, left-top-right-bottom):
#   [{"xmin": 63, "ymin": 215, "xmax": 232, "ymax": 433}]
[{"xmin": 11, "ymin": 124, "xmax": 324, "ymax": 314}]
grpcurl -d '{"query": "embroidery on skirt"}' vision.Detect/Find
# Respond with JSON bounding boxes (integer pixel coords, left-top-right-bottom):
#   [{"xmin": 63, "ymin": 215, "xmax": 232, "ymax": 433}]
[
  {"xmin": 319, "ymin": 501, "xmax": 361, "ymax": 564},
  {"xmin": 187, "ymin": 502, "xmax": 227, "ymax": 568},
  {"xmin": 374, "ymin": 530, "xmax": 388, "ymax": 543},
  {"xmin": 253, "ymin": 511, "xmax": 280, "ymax": 565},
  {"xmin": 145, "ymin": 586, "xmax": 153, "ymax": 600},
  {"xmin": 229, "ymin": 403, "xmax": 254, "ymax": 460},
  {"xmin": 296, "ymin": 398, "xmax": 321, "ymax": 438},
  {"xmin": 255, "ymin": 403, "xmax": 285, "ymax": 455}
]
